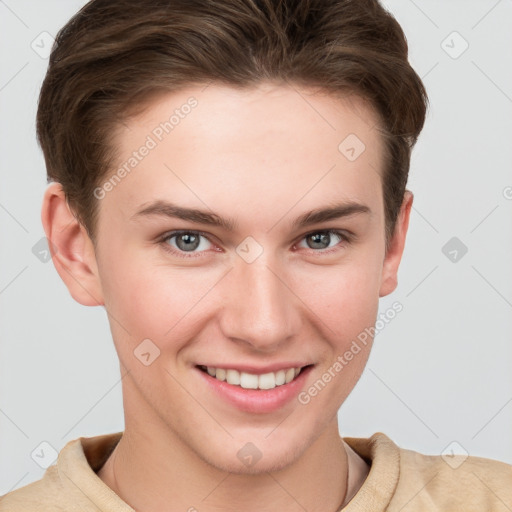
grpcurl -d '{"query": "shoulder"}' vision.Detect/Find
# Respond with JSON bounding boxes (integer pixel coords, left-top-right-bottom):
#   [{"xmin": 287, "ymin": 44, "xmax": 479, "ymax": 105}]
[
  {"xmin": 0, "ymin": 433, "xmax": 118, "ymax": 512},
  {"xmin": 391, "ymin": 437, "xmax": 512, "ymax": 511},
  {"xmin": 344, "ymin": 432, "xmax": 512, "ymax": 511},
  {"xmin": 0, "ymin": 466, "xmax": 67, "ymax": 512},
  {"xmin": 1, "ymin": 432, "xmax": 126, "ymax": 512}
]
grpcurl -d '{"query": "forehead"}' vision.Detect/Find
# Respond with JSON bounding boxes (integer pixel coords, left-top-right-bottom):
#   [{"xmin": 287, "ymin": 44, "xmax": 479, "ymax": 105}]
[
  {"xmin": 127, "ymin": 82, "xmax": 383, "ymax": 155},
  {"xmin": 103, "ymin": 83, "xmax": 385, "ymax": 227}
]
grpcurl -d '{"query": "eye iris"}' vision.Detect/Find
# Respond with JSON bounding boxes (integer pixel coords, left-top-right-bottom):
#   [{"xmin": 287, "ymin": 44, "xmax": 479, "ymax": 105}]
[
  {"xmin": 308, "ymin": 232, "xmax": 331, "ymax": 250},
  {"xmin": 176, "ymin": 233, "xmax": 200, "ymax": 251}
]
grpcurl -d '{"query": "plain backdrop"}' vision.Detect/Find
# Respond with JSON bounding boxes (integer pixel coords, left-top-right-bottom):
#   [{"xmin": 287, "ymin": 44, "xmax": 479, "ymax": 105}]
[{"xmin": 1, "ymin": 0, "xmax": 511, "ymax": 493}]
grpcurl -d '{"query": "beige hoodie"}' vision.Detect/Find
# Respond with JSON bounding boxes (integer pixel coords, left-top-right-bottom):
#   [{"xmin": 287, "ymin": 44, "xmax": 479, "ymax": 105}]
[{"xmin": 1, "ymin": 431, "xmax": 511, "ymax": 511}]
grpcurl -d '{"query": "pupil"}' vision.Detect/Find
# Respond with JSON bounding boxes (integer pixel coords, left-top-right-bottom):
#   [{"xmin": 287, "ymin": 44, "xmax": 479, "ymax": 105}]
[
  {"xmin": 309, "ymin": 232, "xmax": 329, "ymax": 249},
  {"xmin": 177, "ymin": 233, "xmax": 199, "ymax": 251}
]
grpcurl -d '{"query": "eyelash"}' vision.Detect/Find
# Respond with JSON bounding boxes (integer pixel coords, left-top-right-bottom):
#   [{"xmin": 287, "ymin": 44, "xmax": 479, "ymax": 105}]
[{"xmin": 157, "ymin": 229, "xmax": 352, "ymax": 259}]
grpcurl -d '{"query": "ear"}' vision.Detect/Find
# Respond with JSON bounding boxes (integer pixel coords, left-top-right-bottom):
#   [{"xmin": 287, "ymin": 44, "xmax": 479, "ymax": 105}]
[
  {"xmin": 41, "ymin": 182, "xmax": 104, "ymax": 306},
  {"xmin": 379, "ymin": 190, "xmax": 413, "ymax": 297}
]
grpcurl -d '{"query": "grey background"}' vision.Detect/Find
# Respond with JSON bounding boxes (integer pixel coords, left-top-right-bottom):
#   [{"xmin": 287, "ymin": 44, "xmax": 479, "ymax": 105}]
[{"xmin": 1, "ymin": 0, "xmax": 511, "ymax": 492}]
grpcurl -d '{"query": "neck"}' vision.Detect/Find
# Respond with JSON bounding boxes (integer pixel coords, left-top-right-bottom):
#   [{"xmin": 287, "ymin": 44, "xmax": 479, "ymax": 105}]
[{"xmin": 98, "ymin": 423, "xmax": 357, "ymax": 512}]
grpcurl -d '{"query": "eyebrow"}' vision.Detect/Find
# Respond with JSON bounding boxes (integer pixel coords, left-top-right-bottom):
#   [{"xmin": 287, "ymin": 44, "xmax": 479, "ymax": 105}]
[{"xmin": 131, "ymin": 199, "xmax": 371, "ymax": 231}]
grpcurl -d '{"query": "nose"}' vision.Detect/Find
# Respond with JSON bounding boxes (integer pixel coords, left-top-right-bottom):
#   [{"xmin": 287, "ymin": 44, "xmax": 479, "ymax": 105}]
[{"xmin": 217, "ymin": 253, "xmax": 302, "ymax": 353}]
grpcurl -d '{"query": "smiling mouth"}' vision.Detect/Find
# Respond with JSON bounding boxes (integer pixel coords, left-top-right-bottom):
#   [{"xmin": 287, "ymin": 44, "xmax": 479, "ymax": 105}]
[{"xmin": 197, "ymin": 364, "xmax": 312, "ymax": 390}]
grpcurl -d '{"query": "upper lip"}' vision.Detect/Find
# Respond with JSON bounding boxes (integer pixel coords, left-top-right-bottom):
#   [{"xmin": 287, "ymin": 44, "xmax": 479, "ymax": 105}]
[{"xmin": 196, "ymin": 363, "xmax": 313, "ymax": 375}]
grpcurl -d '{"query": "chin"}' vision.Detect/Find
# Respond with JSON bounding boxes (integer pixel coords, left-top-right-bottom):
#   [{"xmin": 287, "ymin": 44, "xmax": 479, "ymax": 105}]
[
  {"xmin": 194, "ymin": 434, "xmax": 311, "ymax": 475},
  {"xmin": 206, "ymin": 450, "xmax": 298, "ymax": 475}
]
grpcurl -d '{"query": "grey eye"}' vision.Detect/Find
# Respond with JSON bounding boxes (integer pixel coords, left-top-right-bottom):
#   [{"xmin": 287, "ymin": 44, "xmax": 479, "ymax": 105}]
[
  {"xmin": 299, "ymin": 231, "xmax": 344, "ymax": 251},
  {"xmin": 163, "ymin": 231, "xmax": 213, "ymax": 253}
]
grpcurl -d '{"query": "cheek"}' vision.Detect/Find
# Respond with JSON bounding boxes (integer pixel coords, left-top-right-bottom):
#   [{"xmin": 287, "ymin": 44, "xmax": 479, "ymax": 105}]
[
  {"xmin": 296, "ymin": 263, "xmax": 381, "ymax": 410},
  {"xmin": 294, "ymin": 252, "xmax": 383, "ymax": 338},
  {"xmin": 99, "ymin": 252, "xmax": 220, "ymax": 351}
]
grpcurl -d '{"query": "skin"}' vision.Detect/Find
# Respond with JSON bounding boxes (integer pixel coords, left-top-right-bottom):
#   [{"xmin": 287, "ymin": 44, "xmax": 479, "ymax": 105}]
[{"xmin": 41, "ymin": 82, "xmax": 413, "ymax": 512}]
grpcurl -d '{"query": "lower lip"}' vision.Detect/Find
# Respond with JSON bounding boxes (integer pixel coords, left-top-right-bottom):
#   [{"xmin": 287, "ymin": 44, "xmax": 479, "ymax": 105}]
[{"xmin": 196, "ymin": 366, "xmax": 313, "ymax": 414}]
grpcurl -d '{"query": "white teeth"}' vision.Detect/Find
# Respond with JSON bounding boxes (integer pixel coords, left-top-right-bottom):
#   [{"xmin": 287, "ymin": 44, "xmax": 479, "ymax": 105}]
[
  {"xmin": 226, "ymin": 369, "xmax": 241, "ymax": 385},
  {"xmin": 275, "ymin": 369, "xmax": 286, "ymax": 386},
  {"xmin": 240, "ymin": 372, "xmax": 259, "ymax": 389},
  {"xmin": 258, "ymin": 372, "xmax": 276, "ymax": 390},
  {"xmin": 285, "ymin": 368, "xmax": 295, "ymax": 384},
  {"xmin": 202, "ymin": 365, "xmax": 304, "ymax": 389}
]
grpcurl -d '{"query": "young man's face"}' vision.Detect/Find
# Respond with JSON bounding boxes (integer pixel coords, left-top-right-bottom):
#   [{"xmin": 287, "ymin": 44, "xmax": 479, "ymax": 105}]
[{"xmin": 47, "ymin": 83, "xmax": 411, "ymax": 473}]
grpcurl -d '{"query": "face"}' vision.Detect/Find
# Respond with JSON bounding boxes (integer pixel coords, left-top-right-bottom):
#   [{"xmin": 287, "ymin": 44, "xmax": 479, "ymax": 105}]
[{"xmin": 53, "ymin": 83, "xmax": 410, "ymax": 474}]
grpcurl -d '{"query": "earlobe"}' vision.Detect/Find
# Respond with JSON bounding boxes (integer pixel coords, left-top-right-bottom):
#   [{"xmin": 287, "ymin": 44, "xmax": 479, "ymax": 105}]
[
  {"xmin": 379, "ymin": 190, "xmax": 413, "ymax": 297},
  {"xmin": 41, "ymin": 182, "xmax": 104, "ymax": 306}
]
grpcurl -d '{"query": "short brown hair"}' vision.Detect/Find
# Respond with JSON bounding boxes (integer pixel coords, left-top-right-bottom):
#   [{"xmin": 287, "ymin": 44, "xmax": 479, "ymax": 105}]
[{"xmin": 37, "ymin": 0, "xmax": 428, "ymax": 246}]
